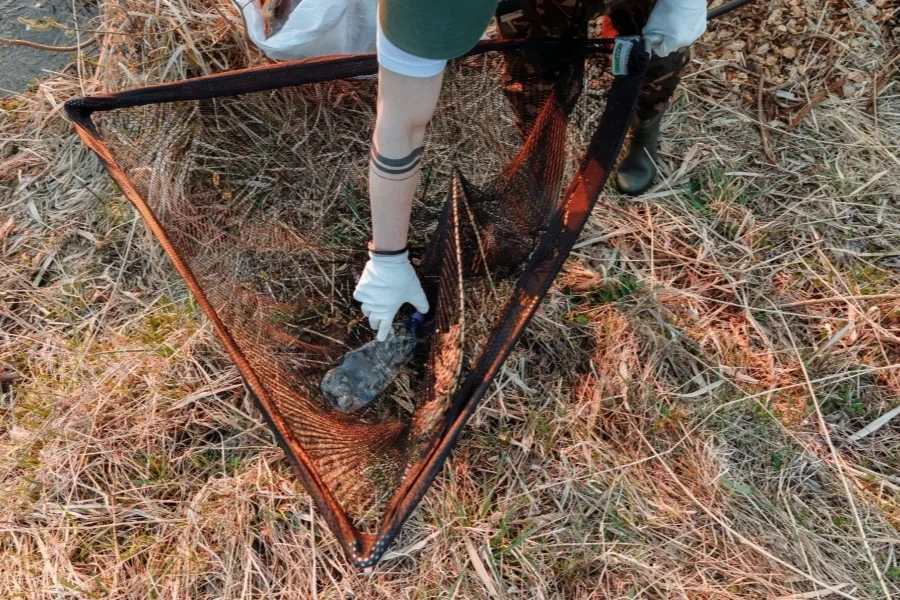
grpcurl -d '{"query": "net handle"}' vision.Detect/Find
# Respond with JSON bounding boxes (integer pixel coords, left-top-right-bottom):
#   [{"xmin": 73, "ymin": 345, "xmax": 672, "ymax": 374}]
[{"xmin": 377, "ymin": 41, "xmax": 651, "ymax": 556}]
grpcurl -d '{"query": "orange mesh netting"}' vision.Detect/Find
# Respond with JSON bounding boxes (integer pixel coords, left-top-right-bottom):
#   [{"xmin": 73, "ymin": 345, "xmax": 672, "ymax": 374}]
[{"xmin": 66, "ymin": 38, "xmax": 648, "ymax": 567}]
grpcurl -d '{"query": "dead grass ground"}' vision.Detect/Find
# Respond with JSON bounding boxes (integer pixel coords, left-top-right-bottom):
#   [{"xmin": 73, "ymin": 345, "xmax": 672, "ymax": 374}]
[{"xmin": 1, "ymin": 0, "xmax": 899, "ymax": 598}]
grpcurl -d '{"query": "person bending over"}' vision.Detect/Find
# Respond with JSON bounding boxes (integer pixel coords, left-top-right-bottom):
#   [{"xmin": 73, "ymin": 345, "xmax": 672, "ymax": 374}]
[
  {"xmin": 354, "ymin": 0, "xmax": 706, "ymax": 340},
  {"xmin": 496, "ymin": 0, "xmax": 706, "ymax": 196}
]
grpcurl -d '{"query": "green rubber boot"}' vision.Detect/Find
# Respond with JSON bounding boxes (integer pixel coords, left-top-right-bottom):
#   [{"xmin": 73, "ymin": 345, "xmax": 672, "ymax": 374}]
[{"xmin": 615, "ymin": 105, "xmax": 668, "ymax": 196}]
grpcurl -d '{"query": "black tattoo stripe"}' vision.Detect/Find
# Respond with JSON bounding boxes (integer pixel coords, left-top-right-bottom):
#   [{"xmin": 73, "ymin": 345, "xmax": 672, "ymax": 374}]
[
  {"xmin": 371, "ymin": 157, "xmax": 422, "ymax": 176},
  {"xmin": 371, "ymin": 170, "xmax": 419, "ymax": 182},
  {"xmin": 370, "ymin": 147, "xmax": 423, "ymax": 176},
  {"xmin": 371, "ymin": 147, "xmax": 422, "ymax": 168}
]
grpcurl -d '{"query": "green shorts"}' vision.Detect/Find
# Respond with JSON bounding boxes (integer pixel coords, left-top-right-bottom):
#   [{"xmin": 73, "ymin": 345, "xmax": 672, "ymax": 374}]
[{"xmin": 379, "ymin": 0, "xmax": 499, "ymax": 60}]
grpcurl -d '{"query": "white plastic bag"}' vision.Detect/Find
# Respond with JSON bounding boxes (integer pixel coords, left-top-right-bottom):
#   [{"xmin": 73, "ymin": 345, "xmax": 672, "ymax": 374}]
[{"xmin": 233, "ymin": 0, "xmax": 377, "ymax": 60}]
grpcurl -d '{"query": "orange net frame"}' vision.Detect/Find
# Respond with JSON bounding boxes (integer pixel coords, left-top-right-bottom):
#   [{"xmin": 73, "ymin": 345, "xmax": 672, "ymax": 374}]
[{"xmin": 66, "ymin": 38, "xmax": 648, "ymax": 567}]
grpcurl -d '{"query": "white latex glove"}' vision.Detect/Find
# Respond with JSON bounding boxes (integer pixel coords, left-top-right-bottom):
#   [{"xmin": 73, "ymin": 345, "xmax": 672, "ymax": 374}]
[
  {"xmin": 642, "ymin": 0, "xmax": 707, "ymax": 58},
  {"xmin": 353, "ymin": 251, "xmax": 429, "ymax": 341}
]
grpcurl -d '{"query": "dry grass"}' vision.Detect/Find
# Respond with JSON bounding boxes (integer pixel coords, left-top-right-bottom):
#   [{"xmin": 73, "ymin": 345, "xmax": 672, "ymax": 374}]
[{"xmin": 1, "ymin": 0, "xmax": 899, "ymax": 598}]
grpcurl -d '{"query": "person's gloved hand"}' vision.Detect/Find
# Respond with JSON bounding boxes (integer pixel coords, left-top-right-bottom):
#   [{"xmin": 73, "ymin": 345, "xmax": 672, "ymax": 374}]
[
  {"xmin": 642, "ymin": 0, "xmax": 707, "ymax": 58},
  {"xmin": 353, "ymin": 251, "xmax": 429, "ymax": 341}
]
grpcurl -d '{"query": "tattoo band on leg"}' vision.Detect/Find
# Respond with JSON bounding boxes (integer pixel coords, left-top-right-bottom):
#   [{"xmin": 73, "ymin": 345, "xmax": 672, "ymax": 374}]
[{"xmin": 370, "ymin": 146, "xmax": 423, "ymax": 181}]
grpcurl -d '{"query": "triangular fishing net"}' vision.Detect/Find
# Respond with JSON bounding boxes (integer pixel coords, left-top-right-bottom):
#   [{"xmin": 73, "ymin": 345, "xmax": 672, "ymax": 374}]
[{"xmin": 66, "ymin": 37, "xmax": 648, "ymax": 567}]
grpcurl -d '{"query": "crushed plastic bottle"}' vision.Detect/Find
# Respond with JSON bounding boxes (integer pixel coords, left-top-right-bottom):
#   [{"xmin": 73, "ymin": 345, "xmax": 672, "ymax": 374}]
[{"xmin": 321, "ymin": 312, "xmax": 424, "ymax": 413}]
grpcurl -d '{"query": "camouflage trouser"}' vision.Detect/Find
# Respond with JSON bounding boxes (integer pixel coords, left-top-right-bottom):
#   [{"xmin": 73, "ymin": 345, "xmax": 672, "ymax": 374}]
[{"xmin": 496, "ymin": 0, "xmax": 691, "ymax": 129}]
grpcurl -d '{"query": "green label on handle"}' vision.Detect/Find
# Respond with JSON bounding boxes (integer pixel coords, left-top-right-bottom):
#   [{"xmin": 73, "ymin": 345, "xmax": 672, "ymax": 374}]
[{"xmin": 612, "ymin": 37, "xmax": 639, "ymax": 76}]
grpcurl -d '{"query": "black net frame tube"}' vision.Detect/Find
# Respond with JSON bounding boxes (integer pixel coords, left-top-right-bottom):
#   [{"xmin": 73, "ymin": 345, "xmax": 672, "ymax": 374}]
[
  {"xmin": 64, "ymin": 0, "xmax": 755, "ymax": 121},
  {"xmin": 64, "ymin": 38, "xmax": 616, "ymax": 121},
  {"xmin": 707, "ymin": 0, "xmax": 757, "ymax": 21}
]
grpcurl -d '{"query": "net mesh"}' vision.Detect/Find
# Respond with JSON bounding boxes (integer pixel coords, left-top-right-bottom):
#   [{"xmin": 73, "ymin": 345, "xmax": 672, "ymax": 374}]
[{"xmin": 67, "ymin": 40, "xmax": 645, "ymax": 566}]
